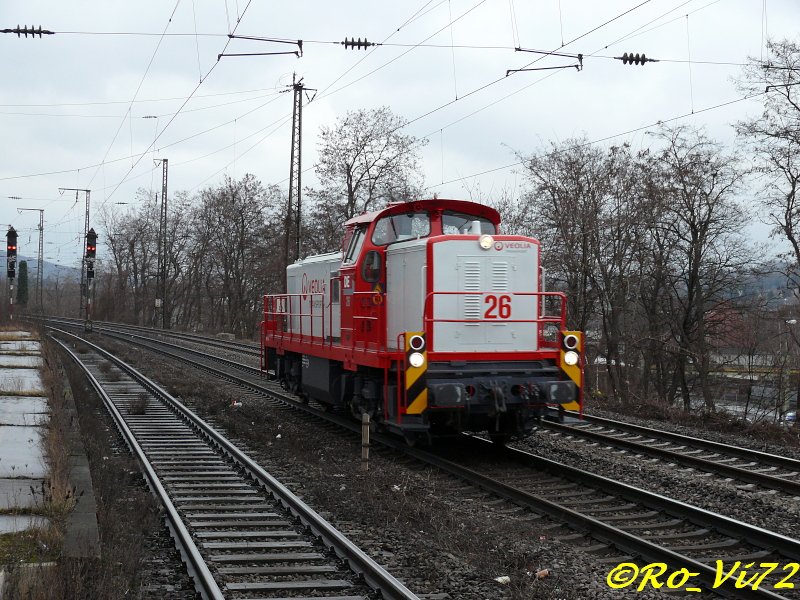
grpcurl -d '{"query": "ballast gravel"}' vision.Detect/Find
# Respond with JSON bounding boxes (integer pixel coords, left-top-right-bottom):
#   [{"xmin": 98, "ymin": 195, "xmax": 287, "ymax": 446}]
[{"xmin": 95, "ymin": 335, "xmax": 800, "ymax": 599}]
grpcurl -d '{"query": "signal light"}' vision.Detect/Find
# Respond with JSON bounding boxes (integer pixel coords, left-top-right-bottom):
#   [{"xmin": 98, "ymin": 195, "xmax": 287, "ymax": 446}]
[
  {"xmin": 6, "ymin": 227, "xmax": 17, "ymax": 278},
  {"xmin": 342, "ymin": 37, "xmax": 375, "ymax": 50},
  {"xmin": 6, "ymin": 227, "xmax": 17, "ymax": 257},
  {"xmin": 85, "ymin": 228, "xmax": 97, "ymax": 260}
]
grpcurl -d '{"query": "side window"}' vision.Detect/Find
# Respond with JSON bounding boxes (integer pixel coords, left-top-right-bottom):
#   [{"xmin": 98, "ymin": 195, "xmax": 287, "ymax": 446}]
[
  {"xmin": 331, "ymin": 276, "xmax": 341, "ymax": 303},
  {"xmin": 361, "ymin": 250, "xmax": 382, "ymax": 283},
  {"xmin": 343, "ymin": 226, "xmax": 366, "ymax": 264}
]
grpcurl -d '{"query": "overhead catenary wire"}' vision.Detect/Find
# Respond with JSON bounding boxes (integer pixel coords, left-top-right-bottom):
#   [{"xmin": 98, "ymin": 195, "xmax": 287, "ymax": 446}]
[
  {"xmin": 425, "ymin": 91, "xmax": 767, "ymax": 192},
  {"xmin": 0, "ymin": 0, "xmax": 740, "ymax": 193},
  {"xmin": 2, "ymin": 0, "xmax": 769, "ymax": 255},
  {"xmin": 99, "ymin": 0, "xmax": 257, "ymax": 207},
  {"xmin": 86, "ymin": 0, "xmax": 183, "ymax": 190}
]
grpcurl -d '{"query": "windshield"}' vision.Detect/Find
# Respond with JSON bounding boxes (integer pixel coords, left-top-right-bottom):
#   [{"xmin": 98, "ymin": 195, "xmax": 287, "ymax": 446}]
[
  {"xmin": 442, "ymin": 211, "xmax": 496, "ymax": 235},
  {"xmin": 372, "ymin": 211, "xmax": 430, "ymax": 246}
]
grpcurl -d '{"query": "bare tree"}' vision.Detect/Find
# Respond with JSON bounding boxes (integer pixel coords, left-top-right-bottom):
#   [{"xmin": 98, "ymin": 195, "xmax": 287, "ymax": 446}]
[
  {"xmin": 195, "ymin": 174, "xmax": 282, "ymax": 337},
  {"xmin": 649, "ymin": 125, "xmax": 749, "ymax": 411},
  {"xmin": 517, "ymin": 137, "xmax": 603, "ymax": 333},
  {"xmin": 306, "ymin": 106, "xmax": 427, "ymax": 252},
  {"xmin": 737, "ymin": 38, "xmax": 800, "ymax": 289},
  {"xmin": 589, "ymin": 144, "xmax": 650, "ymax": 403}
]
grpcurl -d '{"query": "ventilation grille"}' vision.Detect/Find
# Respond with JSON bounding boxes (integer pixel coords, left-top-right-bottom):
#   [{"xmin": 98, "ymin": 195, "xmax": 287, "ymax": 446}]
[
  {"xmin": 492, "ymin": 261, "xmax": 509, "ymax": 291},
  {"xmin": 463, "ymin": 261, "xmax": 481, "ymax": 321}
]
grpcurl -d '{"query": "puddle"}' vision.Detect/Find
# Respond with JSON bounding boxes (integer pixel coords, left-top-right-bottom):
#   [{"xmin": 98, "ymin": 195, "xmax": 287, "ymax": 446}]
[
  {"xmin": 0, "ymin": 396, "xmax": 49, "ymax": 426},
  {"xmin": 0, "ymin": 426, "xmax": 46, "ymax": 478},
  {"xmin": 0, "ymin": 356, "xmax": 42, "ymax": 368},
  {"xmin": 0, "ymin": 478, "xmax": 45, "ymax": 510},
  {"xmin": 0, "ymin": 368, "xmax": 43, "ymax": 394},
  {"xmin": 0, "ymin": 340, "xmax": 41, "ymax": 354},
  {"xmin": 0, "ymin": 514, "xmax": 49, "ymax": 534}
]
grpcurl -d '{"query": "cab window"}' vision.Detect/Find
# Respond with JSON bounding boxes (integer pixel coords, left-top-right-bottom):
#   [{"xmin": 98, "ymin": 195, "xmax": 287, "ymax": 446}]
[
  {"xmin": 343, "ymin": 226, "xmax": 367, "ymax": 264},
  {"xmin": 361, "ymin": 250, "xmax": 382, "ymax": 283},
  {"xmin": 442, "ymin": 211, "xmax": 496, "ymax": 235},
  {"xmin": 372, "ymin": 211, "xmax": 430, "ymax": 246}
]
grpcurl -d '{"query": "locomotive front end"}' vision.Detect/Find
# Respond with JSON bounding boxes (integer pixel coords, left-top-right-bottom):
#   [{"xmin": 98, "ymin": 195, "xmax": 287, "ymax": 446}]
[{"xmin": 385, "ymin": 214, "xmax": 583, "ymax": 443}]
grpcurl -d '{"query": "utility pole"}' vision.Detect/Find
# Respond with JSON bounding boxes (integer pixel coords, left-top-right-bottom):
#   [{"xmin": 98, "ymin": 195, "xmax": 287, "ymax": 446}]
[
  {"xmin": 59, "ymin": 187, "xmax": 90, "ymax": 317},
  {"xmin": 282, "ymin": 74, "xmax": 316, "ymax": 274},
  {"xmin": 16, "ymin": 208, "xmax": 43, "ymax": 313},
  {"xmin": 154, "ymin": 159, "xmax": 168, "ymax": 329}
]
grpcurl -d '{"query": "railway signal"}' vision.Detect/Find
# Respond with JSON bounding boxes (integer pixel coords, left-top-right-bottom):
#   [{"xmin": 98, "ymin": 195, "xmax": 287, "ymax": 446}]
[
  {"xmin": 85, "ymin": 228, "xmax": 96, "ymax": 279},
  {"xmin": 84, "ymin": 228, "xmax": 97, "ymax": 332},
  {"xmin": 6, "ymin": 227, "xmax": 17, "ymax": 278}
]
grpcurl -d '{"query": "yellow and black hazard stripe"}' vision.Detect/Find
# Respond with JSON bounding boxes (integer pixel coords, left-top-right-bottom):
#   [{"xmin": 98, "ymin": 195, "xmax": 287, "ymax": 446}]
[
  {"xmin": 405, "ymin": 331, "xmax": 428, "ymax": 414},
  {"xmin": 560, "ymin": 330, "xmax": 583, "ymax": 410}
]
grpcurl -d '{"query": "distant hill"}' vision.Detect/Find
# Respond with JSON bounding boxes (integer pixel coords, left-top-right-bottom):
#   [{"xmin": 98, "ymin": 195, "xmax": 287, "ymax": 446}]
[{"xmin": 16, "ymin": 255, "xmax": 81, "ymax": 282}]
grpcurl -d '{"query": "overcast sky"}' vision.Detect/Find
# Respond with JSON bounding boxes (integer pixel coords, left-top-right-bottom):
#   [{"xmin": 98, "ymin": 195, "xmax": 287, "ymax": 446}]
[{"xmin": 1, "ymin": 0, "xmax": 798, "ymax": 268}]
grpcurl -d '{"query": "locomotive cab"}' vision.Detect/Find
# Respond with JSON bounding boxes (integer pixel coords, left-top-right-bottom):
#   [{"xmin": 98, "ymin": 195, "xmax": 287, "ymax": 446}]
[{"xmin": 261, "ymin": 199, "xmax": 583, "ymax": 444}]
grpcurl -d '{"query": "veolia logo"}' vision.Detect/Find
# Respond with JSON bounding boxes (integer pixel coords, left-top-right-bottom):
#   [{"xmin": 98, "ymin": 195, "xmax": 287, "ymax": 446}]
[
  {"xmin": 500, "ymin": 241, "xmax": 532, "ymax": 250},
  {"xmin": 301, "ymin": 272, "xmax": 326, "ymax": 300}
]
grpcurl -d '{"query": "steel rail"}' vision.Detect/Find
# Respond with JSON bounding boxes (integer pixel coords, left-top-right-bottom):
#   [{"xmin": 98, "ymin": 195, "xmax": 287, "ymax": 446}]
[
  {"xmin": 50, "ymin": 334, "xmax": 226, "ymax": 600},
  {"xmin": 541, "ymin": 420, "xmax": 800, "ymax": 496},
  {"xmin": 410, "ymin": 437, "xmax": 795, "ymax": 600},
  {"xmin": 565, "ymin": 411, "xmax": 800, "ymax": 471},
  {"xmin": 50, "ymin": 326, "xmax": 420, "ymax": 600},
  {"xmin": 53, "ymin": 320, "xmax": 800, "ymax": 599}
]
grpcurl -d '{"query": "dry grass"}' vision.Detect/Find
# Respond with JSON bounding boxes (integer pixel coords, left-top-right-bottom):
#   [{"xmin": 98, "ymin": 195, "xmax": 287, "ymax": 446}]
[{"xmin": 128, "ymin": 392, "xmax": 149, "ymax": 415}]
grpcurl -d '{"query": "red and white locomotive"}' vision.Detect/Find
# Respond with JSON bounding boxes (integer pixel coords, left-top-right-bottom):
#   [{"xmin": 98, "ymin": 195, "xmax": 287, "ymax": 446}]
[{"xmin": 261, "ymin": 198, "xmax": 583, "ymax": 444}]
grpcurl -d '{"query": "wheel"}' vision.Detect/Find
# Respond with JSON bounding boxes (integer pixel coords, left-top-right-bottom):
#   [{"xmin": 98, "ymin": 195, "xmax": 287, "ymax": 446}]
[{"xmin": 489, "ymin": 433, "xmax": 511, "ymax": 446}]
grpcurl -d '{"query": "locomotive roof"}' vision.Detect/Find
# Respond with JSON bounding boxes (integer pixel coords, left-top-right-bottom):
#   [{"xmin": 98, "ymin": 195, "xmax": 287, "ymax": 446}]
[{"xmin": 344, "ymin": 198, "xmax": 500, "ymax": 227}]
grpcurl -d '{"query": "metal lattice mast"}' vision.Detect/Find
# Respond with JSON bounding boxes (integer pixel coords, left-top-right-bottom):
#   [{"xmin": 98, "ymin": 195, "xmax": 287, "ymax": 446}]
[
  {"xmin": 36, "ymin": 210, "xmax": 43, "ymax": 310},
  {"xmin": 159, "ymin": 159, "xmax": 168, "ymax": 329},
  {"xmin": 289, "ymin": 76, "xmax": 303, "ymax": 261},
  {"xmin": 283, "ymin": 75, "xmax": 316, "ymax": 273},
  {"xmin": 59, "ymin": 187, "xmax": 90, "ymax": 316}
]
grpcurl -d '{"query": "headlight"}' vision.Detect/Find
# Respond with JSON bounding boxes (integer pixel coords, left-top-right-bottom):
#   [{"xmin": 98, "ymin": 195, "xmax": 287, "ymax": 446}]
[
  {"xmin": 479, "ymin": 234, "xmax": 494, "ymax": 250},
  {"xmin": 564, "ymin": 350, "xmax": 579, "ymax": 366},
  {"xmin": 409, "ymin": 352, "xmax": 425, "ymax": 368}
]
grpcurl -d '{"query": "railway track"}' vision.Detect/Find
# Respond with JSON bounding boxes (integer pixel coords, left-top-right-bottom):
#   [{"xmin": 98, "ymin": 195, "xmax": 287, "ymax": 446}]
[
  {"xmin": 537, "ymin": 414, "xmax": 800, "ymax": 496},
  {"xmin": 426, "ymin": 438, "xmax": 800, "ymax": 599},
  {"xmin": 46, "ymin": 318, "xmax": 800, "ymax": 598},
  {"xmin": 51, "ymin": 328, "xmax": 419, "ymax": 600}
]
